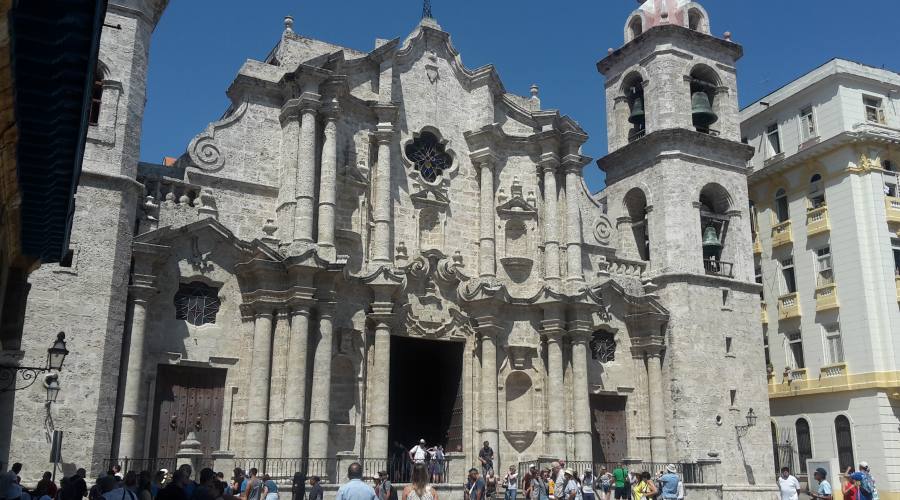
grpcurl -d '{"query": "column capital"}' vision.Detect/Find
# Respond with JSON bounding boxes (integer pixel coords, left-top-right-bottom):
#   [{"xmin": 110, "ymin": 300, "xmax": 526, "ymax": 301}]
[
  {"xmin": 540, "ymin": 319, "xmax": 565, "ymax": 338},
  {"xmin": 562, "ymin": 155, "xmax": 587, "ymax": 174},
  {"xmin": 540, "ymin": 153, "xmax": 560, "ymax": 172},
  {"xmin": 631, "ymin": 335, "xmax": 665, "ymax": 357},
  {"xmin": 129, "ymin": 273, "xmax": 158, "ymax": 302},
  {"xmin": 367, "ymin": 301, "xmax": 394, "ymax": 325},
  {"xmin": 373, "ymin": 127, "xmax": 395, "ymax": 143},
  {"xmin": 239, "ymin": 303, "xmax": 276, "ymax": 318},
  {"xmin": 470, "ymin": 149, "xmax": 500, "ymax": 169},
  {"xmin": 321, "ymin": 101, "xmax": 341, "ymax": 120},
  {"xmin": 475, "ymin": 316, "xmax": 503, "ymax": 337},
  {"xmin": 299, "ymin": 92, "xmax": 322, "ymax": 113}
]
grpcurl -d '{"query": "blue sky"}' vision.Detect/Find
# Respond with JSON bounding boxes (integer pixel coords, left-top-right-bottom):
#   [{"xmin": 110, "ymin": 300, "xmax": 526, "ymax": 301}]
[{"xmin": 140, "ymin": 1, "xmax": 900, "ymax": 192}]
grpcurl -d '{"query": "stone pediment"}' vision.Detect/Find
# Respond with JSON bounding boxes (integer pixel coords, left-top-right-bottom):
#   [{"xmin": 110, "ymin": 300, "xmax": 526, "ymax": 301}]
[
  {"xmin": 496, "ymin": 196, "xmax": 536, "ymax": 218},
  {"xmin": 135, "ymin": 217, "xmax": 282, "ymax": 264},
  {"xmin": 409, "ymin": 188, "xmax": 450, "ymax": 208}
]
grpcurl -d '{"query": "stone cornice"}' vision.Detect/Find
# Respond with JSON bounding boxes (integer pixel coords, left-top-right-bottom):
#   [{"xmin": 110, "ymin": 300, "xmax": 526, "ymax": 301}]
[
  {"xmin": 598, "ymin": 24, "xmax": 742, "ymax": 75},
  {"xmin": 597, "ymin": 128, "xmax": 753, "ymax": 185},
  {"xmin": 649, "ymin": 272, "xmax": 762, "ymax": 294}
]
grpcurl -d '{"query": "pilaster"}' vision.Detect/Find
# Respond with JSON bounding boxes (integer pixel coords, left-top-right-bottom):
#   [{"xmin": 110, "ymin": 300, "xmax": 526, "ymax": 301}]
[
  {"xmin": 317, "ymin": 94, "xmax": 341, "ymax": 261},
  {"xmin": 245, "ymin": 306, "xmax": 275, "ymax": 458},
  {"xmin": 540, "ymin": 153, "xmax": 561, "ymax": 284},
  {"xmin": 562, "ymin": 157, "xmax": 585, "ymax": 283},
  {"xmin": 472, "ymin": 151, "xmax": 499, "ymax": 279},
  {"xmin": 371, "ymin": 104, "xmax": 398, "ymax": 265},
  {"xmin": 308, "ymin": 299, "xmax": 335, "ymax": 459},
  {"xmin": 365, "ymin": 299, "xmax": 394, "ymax": 460},
  {"xmin": 567, "ymin": 315, "xmax": 593, "ymax": 462},
  {"xmin": 293, "ymin": 91, "xmax": 321, "ymax": 248},
  {"xmin": 283, "ymin": 303, "xmax": 312, "ymax": 458},
  {"xmin": 476, "ymin": 316, "xmax": 502, "ymax": 471},
  {"xmin": 541, "ymin": 304, "xmax": 566, "ymax": 458}
]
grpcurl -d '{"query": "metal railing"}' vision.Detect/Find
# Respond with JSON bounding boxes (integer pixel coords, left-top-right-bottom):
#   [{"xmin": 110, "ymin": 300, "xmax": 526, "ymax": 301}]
[
  {"xmin": 515, "ymin": 461, "xmax": 705, "ymax": 485},
  {"xmin": 234, "ymin": 458, "xmax": 337, "ymax": 483},
  {"xmin": 628, "ymin": 129, "xmax": 646, "ymax": 142},
  {"xmin": 703, "ymin": 259, "xmax": 733, "ymax": 278},
  {"xmin": 362, "ymin": 456, "xmax": 453, "ymax": 484},
  {"xmin": 101, "ymin": 458, "xmax": 178, "ymax": 475}
]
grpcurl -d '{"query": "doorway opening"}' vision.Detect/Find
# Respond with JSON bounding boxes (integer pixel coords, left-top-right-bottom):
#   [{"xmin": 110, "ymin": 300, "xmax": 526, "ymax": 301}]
[
  {"xmin": 590, "ymin": 394, "xmax": 628, "ymax": 464},
  {"xmin": 150, "ymin": 365, "xmax": 227, "ymax": 459},
  {"xmin": 388, "ymin": 336, "xmax": 464, "ymax": 460}
]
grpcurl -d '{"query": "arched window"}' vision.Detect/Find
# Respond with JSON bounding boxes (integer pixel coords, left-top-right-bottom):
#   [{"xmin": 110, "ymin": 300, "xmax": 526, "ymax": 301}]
[
  {"xmin": 775, "ymin": 188, "xmax": 790, "ymax": 223},
  {"xmin": 699, "ymin": 184, "xmax": 732, "ymax": 275},
  {"xmin": 835, "ymin": 415, "xmax": 854, "ymax": 470},
  {"xmin": 622, "ymin": 73, "xmax": 646, "ymax": 142},
  {"xmin": 795, "ymin": 418, "xmax": 812, "ymax": 474},
  {"xmin": 808, "ymin": 174, "xmax": 825, "ymax": 209},
  {"xmin": 689, "ymin": 66, "xmax": 721, "ymax": 135},
  {"xmin": 688, "ymin": 9, "xmax": 703, "ymax": 30},
  {"xmin": 624, "ymin": 188, "xmax": 649, "ymax": 261},
  {"xmin": 628, "ymin": 16, "xmax": 643, "ymax": 41}
]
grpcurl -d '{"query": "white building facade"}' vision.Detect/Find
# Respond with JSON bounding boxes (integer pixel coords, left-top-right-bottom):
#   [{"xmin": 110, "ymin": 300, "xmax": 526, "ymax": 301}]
[{"xmin": 742, "ymin": 58, "xmax": 900, "ymax": 497}]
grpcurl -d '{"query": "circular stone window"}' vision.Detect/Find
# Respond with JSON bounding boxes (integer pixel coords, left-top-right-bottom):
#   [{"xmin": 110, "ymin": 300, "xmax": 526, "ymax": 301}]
[{"xmin": 404, "ymin": 131, "xmax": 452, "ymax": 184}]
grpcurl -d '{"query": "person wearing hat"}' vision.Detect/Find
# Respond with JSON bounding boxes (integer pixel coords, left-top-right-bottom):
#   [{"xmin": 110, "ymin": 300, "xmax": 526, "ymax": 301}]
[
  {"xmin": 807, "ymin": 468, "xmax": 832, "ymax": 500},
  {"xmin": 658, "ymin": 465, "xmax": 682, "ymax": 500},
  {"xmin": 375, "ymin": 471, "xmax": 395, "ymax": 500},
  {"xmin": 409, "ymin": 439, "xmax": 430, "ymax": 465},
  {"xmin": 561, "ymin": 470, "xmax": 582, "ymax": 500},
  {"xmin": 849, "ymin": 462, "xmax": 878, "ymax": 500}
]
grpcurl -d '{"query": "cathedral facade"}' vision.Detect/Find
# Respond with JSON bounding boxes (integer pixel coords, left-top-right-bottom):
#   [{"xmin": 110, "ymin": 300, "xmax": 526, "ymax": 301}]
[{"xmin": 6, "ymin": 1, "xmax": 776, "ymax": 498}]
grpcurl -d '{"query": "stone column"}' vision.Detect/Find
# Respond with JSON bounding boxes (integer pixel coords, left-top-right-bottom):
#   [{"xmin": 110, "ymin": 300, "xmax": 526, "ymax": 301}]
[
  {"xmin": 645, "ymin": 344, "xmax": 667, "ymax": 463},
  {"xmin": 317, "ymin": 102, "xmax": 340, "ymax": 260},
  {"xmin": 541, "ymin": 156, "xmax": 560, "ymax": 283},
  {"xmin": 478, "ymin": 320, "xmax": 500, "ymax": 467},
  {"xmin": 371, "ymin": 105, "xmax": 397, "ymax": 265},
  {"xmin": 276, "ymin": 102, "xmax": 300, "ymax": 243},
  {"xmin": 542, "ymin": 308, "xmax": 566, "ymax": 458},
  {"xmin": 294, "ymin": 92, "xmax": 321, "ymax": 245},
  {"xmin": 569, "ymin": 330, "xmax": 592, "ymax": 462},
  {"xmin": 563, "ymin": 161, "xmax": 584, "ymax": 282},
  {"xmin": 266, "ymin": 309, "xmax": 291, "ymax": 458},
  {"xmin": 118, "ymin": 276, "xmax": 156, "ymax": 459},
  {"xmin": 308, "ymin": 302, "xmax": 335, "ymax": 458},
  {"xmin": 245, "ymin": 307, "xmax": 274, "ymax": 457},
  {"xmin": 366, "ymin": 302, "xmax": 393, "ymax": 460},
  {"xmin": 477, "ymin": 158, "xmax": 497, "ymax": 278},
  {"xmin": 283, "ymin": 305, "xmax": 311, "ymax": 458}
]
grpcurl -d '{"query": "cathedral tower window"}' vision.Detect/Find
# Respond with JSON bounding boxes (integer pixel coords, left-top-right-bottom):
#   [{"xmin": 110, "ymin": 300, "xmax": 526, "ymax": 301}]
[
  {"xmin": 689, "ymin": 66, "xmax": 721, "ymax": 135},
  {"xmin": 622, "ymin": 73, "xmax": 646, "ymax": 142},
  {"xmin": 174, "ymin": 282, "xmax": 221, "ymax": 326},
  {"xmin": 687, "ymin": 8, "xmax": 708, "ymax": 33},
  {"xmin": 404, "ymin": 130, "xmax": 452, "ymax": 184},
  {"xmin": 627, "ymin": 16, "xmax": 643, "ymax": 42},
  {"xmin": 624, "ymin": 188, "xmax": 649, "ymax": 261},
  {"xmin": 699, "ymin": 183, "xmax": 732, "ymax": 276}
]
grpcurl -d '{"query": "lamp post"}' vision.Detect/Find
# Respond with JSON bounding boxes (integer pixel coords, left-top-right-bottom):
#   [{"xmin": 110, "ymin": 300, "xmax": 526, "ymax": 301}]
[
  {"xmin": 735, "ymin": 408, "xmax": 758, "ymax": 437},
  {"xmin": 0, "ymin": 332, "xmax": 69, "ymax": 392}
]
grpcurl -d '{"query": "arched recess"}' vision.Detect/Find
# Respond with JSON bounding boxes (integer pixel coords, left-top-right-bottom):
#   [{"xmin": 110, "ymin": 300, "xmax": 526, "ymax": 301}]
[
  {"xmin": 834, "ymin": 415, "xmax": 854, "ymax": 471},
  {"xmin": 625, "ymin": 15, "xmax": 644, "ymax": 43},
  {"xmin": 623, "ymin": 187, "xmax": 649, "ymax": 261},
  {"xmin": 685, "ymin": 4, "xmax": 711, "ymax": 33},
  {"xmin": 505, "ymin": 219, "xmax": 528, "ymax": 259},
  {"xmin": 795, "ymin": 418, "xmax": 812, "ymax": 474},
  {"xmin": 620, "ymin": 72, "xmax": 647, "ymax": 143},
  {"xmin": 698, "ymin": 183, "xmax": 734, "ymax": 276},
  {"xmin": 505, "ymin": 371, "xmax": 533, "ymax": 432},
  {"xmin": 688, "ymin": 64, "xmax": 724, "ymax": 135},
  {"xmin": 808, "ymin": 173, "xmax": 826, "ymax": 208}
]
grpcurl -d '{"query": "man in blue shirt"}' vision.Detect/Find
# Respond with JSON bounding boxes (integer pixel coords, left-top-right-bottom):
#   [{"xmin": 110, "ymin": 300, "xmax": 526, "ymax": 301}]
[
  {"xmin": 658, "ymin": 464, "xmax": 682, "ymax": 500},
  {"xmin": 808, "ymin": 468, "xmax": 832, "ymax": 500},
  {"xmin": 336, "ymin": 463, "xmax": 376, "ymax": 500}
]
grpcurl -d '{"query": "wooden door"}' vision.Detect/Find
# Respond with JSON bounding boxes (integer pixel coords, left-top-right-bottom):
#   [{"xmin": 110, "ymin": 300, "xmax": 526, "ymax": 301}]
[
  {"xmin": 150, "ymin": 365, "xmax": 227, "ymax": 458},
  {"xmin": 590, "ymin": 395, "xmax": 628, "ymax": 464}
]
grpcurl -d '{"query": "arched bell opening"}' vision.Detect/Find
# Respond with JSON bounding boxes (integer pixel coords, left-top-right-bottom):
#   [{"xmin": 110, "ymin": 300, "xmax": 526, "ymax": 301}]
[
  {"xmin": 622, "ymin": 72, "xmax": 646, "ymax": 143},
  {"xmin": 699, "ymin": 183, "xmax": 733, "ymax": 277},
  {"xmin": 689, "ymin": 65, "xmax": 721, "ymax": 135},
  {"xmin": 623, "ymin": 187, "xmax": 649, "ymax": 261},
  {"xmin": 626, "ymin": 15, "xmax": 643, "ymax": 43}
]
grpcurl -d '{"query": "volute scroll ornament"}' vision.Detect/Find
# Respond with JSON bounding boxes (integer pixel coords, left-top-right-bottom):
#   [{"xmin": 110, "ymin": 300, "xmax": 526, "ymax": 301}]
[{"xmin": 187, "ymin": 101, "xmax": 249, "ymax": 172}]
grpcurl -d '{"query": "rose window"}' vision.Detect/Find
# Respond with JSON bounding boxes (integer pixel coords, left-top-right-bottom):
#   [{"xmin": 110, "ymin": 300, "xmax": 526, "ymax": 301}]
[{"xmin": 405, "ymin": 131, "xmax": 452, "ymax": 183}]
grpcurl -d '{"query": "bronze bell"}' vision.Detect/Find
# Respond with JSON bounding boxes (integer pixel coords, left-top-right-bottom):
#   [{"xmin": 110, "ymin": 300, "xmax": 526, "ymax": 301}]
[
  {"xmin": 702, "ymin": 225, "xmax": 722, "ymax": 249},
  {"xmin": 628, "ymin": 96, "xmax": 646, "ymax": 125},
  {"xmin": 691, "ymin": 91, "xmax": 718, "ymax": 128}
]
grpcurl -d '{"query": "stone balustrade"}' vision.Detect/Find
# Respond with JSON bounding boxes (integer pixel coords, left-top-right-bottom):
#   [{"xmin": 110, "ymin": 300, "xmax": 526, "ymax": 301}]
[
  {"xmin": 806, "ymin": 205, "xmax": 830, "ymax": 236},
  {"xmin": 777, "ymin": 292, "xmax": 801, "ymax": 320},
  {"xmin": 771, "ymin": 220, "xmax": 793, "ymax": 249}
]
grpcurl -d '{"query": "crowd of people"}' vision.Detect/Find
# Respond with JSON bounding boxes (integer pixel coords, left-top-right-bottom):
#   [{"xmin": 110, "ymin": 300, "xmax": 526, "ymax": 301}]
[
  {"xmin": 777, "ymin": 461, "xmax": 880, "ymax": 500},
  {"xmin": 464, "ymin": 460, "xmax": 686, "ymax": 500}
]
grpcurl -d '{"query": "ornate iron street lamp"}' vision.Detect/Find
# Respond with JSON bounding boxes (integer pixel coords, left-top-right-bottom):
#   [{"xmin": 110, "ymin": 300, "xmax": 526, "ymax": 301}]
[
  {"xmin": 735, "ymin": 408, "xmax": 758, "ymax": 437},
  {"xmin": 0, "ymin": 332, "xmax": 69, "ymax": 393}
]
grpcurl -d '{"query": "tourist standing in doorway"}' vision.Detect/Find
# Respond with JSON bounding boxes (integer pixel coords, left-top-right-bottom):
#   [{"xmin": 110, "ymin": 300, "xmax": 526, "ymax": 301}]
[
  {"xmin": 776, "ymin": 467, "xmax": 801, "ymax": 500},
  {"xmin": 427, "ymin": 445, "xmax": 445, "ymax": 483},
  {"xmin": 409, "ymin": 439, "xmax": 429, "ymax": 465},
  {"xmin": 402, "ymin": 464, "xmax": 438, "ymax": 500},
  {"xmin": 479, "ymin": 442, "xmax": 494, "ymax": 476},
  {"xmin": 502, "ymin": 466, "xmax": 518, "ymax": 500}
]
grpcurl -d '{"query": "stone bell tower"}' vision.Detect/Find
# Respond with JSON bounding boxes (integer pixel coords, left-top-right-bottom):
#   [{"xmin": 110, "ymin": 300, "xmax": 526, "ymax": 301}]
[
  {"xmin": 596, "ymin": 1, "xmax": 776, "ymax": 498},
  {"xmin": 10, "ymin": 0, "xmax": 169, "ymax": 477}
]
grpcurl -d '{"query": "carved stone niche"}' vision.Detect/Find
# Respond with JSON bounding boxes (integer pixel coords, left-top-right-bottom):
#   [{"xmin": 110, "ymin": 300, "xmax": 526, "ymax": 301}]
[
  {"xmin": 411, "ymin": 189, "xmax": 450, "ymax": 256},
  {"xmin": 497, "ymin": 177, "xmax": 537, "ymax": 281}
]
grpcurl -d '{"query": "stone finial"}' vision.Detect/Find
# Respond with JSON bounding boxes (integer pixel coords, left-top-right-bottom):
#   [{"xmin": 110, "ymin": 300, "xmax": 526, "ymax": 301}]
[
  {"xmin": 527, "ymin": 191, "xmax": 536, "ymax": 207},
  {"xmin": 261, "ymin": 219, "xmax": 279, "ymax": 246},
  {"xmin": 723, "ymin": 31, "xmax": 732, "ymax": 41},
  {"xmin": 396, "ymin": 241, "xmax": 408, "ymax": 261},
  {"xmin": 284, "ymin": 16, "xmax": 294, "ymax": 34},
  {"xmin": 511, "ymin": 177, "xmax": 523, "ymax": 198},
  {"xmin": 608, "ymin": 48, "xmax": 614, "ymax": 55},
  {"xmin": 452, "ymin": 250, "xmax": 464, "ymax": 267},
  {"xmin": 530, "ymin": 84, "xmax": 539, "ymax": 99}
]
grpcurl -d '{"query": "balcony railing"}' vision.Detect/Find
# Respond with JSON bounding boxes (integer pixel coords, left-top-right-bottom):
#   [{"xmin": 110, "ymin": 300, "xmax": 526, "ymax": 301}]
[
  {"xmin": 788, "ymin": 367, "xmax": 808, "ymax": 382},
  {"xmin": 771, "ymin": 220, "xmax": 793, "ymax": 248},
  {"xmin": 887, "ymin": 196, "xmax": 900, "ymax": 224},
  {"xmin": 760, "ymin": 302, "xmax": 768, "ymax": 324},
  {"xmin": 806, "ymin": 205, "xmax": 830, "ymax": 236},
  {"xmin": 778, "ymin": 292, "xmax": 801, "ymax": 320},
  {"xmin": 703, "ymin": 259, "xmax": 734, "ymax": 278},
  {"xmin": 814, "ymin": 283, "xmax": 839, "ymax": 311},
  {"xmin": 821, "ymin": 362, "xmax": 848, "ymax": 378}
]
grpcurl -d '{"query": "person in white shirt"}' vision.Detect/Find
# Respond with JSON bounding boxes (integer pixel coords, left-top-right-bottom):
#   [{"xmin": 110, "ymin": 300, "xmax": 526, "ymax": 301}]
[
  {"xmin": 776, "ymin": 467, "xmax": 801, "ymax": 500},
  {"xmin": 408, "ymin": 439, "xmax": 429, "ymax": 464},
  {"xmin": 503, "ymin": 466, "xmax": 518, "ymax": 500}
]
